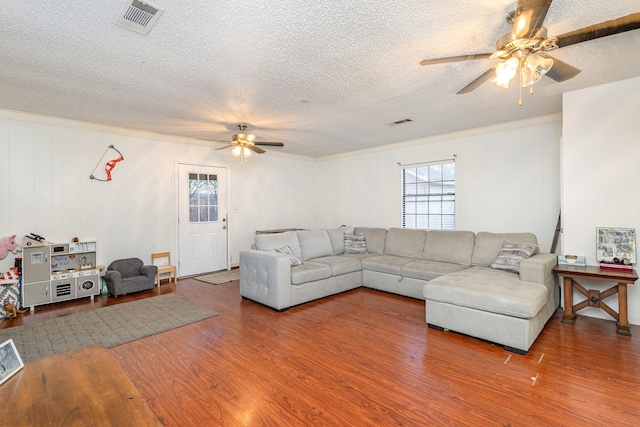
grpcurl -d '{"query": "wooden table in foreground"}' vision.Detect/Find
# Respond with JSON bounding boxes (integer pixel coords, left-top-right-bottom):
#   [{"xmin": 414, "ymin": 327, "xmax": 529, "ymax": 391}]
[
  {"xmin": 554, "ymin": 264, "xmax": 638, "ymax": 335},
  {"xmin": 0, "ymin": 343, "xmax": 160, "ymax": 427}
]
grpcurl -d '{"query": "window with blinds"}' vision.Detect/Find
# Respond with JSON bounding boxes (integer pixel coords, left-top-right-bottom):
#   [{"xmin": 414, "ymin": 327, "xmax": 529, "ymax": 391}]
[{"xmin": 402, "ymin": 160, "xmax": 455, "ymax": 230}]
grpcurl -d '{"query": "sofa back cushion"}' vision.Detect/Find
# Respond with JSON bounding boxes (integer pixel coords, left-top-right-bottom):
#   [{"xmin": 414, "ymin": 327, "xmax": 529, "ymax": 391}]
[
  {"xmin": 296, "ymin": 229, "xmax": 334, "ymax": 261},
  {"xmin": 384, "ymin": 228, "xmax": 426, "ymax": 259},
  {"xmin": 326, "ymin": 227, "xmax": 347, "ymax": 255},
  {"xmin": 108, "ymin": 258, "xmax": 143, "ymax": 279},
  {"xmin": 354, "ymin": 227, "xmax": 387, "ymax": 255},
  {"xmin": 471, "ymin": 232, "xmax": 538, "ymax": 266},
  {"xmin": 255, "ymin": 231, "xmax": 303, "ymax": 260},
  {"xmin": 423, "ymin": 230, "xmax": 476, "ymax": 266}
]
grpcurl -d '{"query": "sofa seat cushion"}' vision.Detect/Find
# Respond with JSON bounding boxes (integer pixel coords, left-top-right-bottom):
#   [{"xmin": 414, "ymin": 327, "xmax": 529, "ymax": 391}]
[
  {"xmin": 342, "ymin": 253, "xmax": 380, "ymax": 261},
  {"xmin": 361, "ymin": 255, "xmax": 415, "ymax": 275},
  {"xmin": 401, "ymin": 259, "xmax": 469, "ymax": 281},
  {"xmin": 291, "ymin": 262, "xmax": 332, "ymax": 285},
  {"xmin": 423, "ymin": 266, "xmax": 548, "ymax": 319},
  {"xmin": 313, "ymin": 255, "xmax": 362, "ymax": 276}
]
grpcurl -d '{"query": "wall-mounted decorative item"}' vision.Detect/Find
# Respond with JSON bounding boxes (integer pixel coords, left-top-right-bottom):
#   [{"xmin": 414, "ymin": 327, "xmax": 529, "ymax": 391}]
[
  {"xmin": 596, "ymin": 227, "xmax": 636, "ymax": 264},
  {"xmin": 0, "ymin": 339, "xmax": 24, "ymax": 386},
  {"xmin": 90, "ymin": 145, "xmax": 124, "ymax": 181}
]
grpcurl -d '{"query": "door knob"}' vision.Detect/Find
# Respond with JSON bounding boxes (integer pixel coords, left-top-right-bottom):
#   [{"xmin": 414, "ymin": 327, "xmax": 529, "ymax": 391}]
[{"xmin": 222, "ymin": 225, "xmax": 227, "ymax": 229}]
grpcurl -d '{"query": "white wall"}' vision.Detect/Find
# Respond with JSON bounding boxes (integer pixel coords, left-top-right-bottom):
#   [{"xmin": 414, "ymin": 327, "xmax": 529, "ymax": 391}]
[
  {"xmin": 562, "ymin": 76, "xmax": 640, "ymax": 325},
  {"xmin": 9, "ymin": 88, "xmax": 637, "ymax": 327},
  {"xmin": 0, "ymin": 111, "xmax": 317, "ymax": 273},
  {"xmin": 315, "ymin": 117, "xmax": 562, "ymax": 253}
]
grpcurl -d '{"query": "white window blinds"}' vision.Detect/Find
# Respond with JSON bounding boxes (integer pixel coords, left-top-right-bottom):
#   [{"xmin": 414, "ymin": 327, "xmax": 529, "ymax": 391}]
[{"xmin": 401, "ymin": 160, "xmax": 455, "ymax": 230}]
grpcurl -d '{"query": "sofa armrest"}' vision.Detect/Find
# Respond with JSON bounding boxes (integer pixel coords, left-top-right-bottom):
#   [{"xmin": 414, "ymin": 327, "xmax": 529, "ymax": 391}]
[
  {"xmin": 104, "ymin": 270, "xmax": 122, "ymax": 286},
  {"xmin": 240, "ymin": 250, "xmax": 293, "ymax": 310},
  {"xmin": 140, "ymin": 265, "xmax": 158, "ymax": 280},
  {"xmin": 519, "ymin": 253, "xmax": 558, "ymax": 300}
]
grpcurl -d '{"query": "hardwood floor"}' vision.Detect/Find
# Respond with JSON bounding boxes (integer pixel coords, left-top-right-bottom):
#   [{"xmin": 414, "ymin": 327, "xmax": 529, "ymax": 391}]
[{"xmin": 3, "ymin": 279, "xmax": 640, "ymax": 426}]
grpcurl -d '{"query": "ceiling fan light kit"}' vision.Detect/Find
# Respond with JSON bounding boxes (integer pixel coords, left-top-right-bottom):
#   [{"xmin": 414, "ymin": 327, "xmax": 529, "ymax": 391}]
[
  {"xmin": 215, "ymin": 124, "xmax": 284, "ymax": 165},
  {"xmin": 420, "ymin": 0, "xmax": 640, "ymax": 105},
  {"xmin": 232, "ymin": 147, "xmax": 252, "ymax": 166}
]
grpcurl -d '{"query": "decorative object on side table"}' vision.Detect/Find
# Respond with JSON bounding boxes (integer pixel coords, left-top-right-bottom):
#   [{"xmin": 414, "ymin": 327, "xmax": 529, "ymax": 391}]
[
  {"xmin": 0, "ymin": 338, "xmax": 24, "ymax": 386},
  {"xmin": 597, "ymin": 227, "xmax": 636, "ymax": 271},
  {"xmin": 558, "ymin": 255, "xmax": 586, "ymax": 266}
]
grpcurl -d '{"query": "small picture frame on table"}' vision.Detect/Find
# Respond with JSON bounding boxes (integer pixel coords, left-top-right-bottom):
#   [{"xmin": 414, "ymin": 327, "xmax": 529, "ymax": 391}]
[
  {"xmin": 0, "ymin": 338, "xmax": 24, "ymax": 386},
  {"xmin": 596, "ymin": 227, "xmax": 636, "ymax": 264}
]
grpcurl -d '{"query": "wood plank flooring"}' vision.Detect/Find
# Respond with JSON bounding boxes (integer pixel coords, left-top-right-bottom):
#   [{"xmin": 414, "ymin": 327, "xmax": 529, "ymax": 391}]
[{"xmin": 2, "ymin": 279, "xmax": 640, "ymax": 426}]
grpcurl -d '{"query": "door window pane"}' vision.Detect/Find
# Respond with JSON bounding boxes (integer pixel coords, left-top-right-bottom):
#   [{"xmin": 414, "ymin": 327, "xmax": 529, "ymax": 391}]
[{"xmin": 188, "ymin": 173, "xmax": 218, "ymax": 223}]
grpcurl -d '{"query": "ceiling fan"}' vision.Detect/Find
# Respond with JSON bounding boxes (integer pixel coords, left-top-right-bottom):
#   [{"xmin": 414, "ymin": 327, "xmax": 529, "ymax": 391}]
[
  {"xmin": 215, "ymin": 124, "xmax": 284, "ymax": 165},
  {"xmin": 420, "ymin": 0, "xmax": 640, "ymax": 105}
]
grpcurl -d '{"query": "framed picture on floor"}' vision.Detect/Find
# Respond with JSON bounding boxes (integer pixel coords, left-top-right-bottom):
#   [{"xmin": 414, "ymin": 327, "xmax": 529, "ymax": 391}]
[{"xmin": 0, "ymin": 339, "xmax": 24, "ymax": 386}]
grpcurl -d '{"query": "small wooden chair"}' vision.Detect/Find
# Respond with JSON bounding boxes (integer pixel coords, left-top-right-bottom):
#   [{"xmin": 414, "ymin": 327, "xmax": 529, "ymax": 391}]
[{"xmin": 151, "ymin": 252, "xmax": 177, "ymax": 287}]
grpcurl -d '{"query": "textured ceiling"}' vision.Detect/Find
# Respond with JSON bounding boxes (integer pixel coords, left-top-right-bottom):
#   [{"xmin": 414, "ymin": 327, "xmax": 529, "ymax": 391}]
[{"xmin": 1, "ymin": 0, "xmax": 639, "ymax": 158}]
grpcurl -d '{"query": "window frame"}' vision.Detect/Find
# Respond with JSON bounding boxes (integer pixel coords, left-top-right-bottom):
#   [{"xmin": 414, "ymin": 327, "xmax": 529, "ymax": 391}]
[{"xmin": 401, "ymin": 159, "xmax": 455, "ymax": 230}]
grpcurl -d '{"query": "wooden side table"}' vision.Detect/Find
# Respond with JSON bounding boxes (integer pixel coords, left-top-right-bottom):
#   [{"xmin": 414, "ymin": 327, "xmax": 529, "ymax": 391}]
[{"xmin": 554, "ymin": 265, "xmax": 638, "ymax": 335}]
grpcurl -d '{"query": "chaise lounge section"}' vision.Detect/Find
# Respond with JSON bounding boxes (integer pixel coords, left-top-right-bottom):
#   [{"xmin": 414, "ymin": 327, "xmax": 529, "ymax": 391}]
[{"xmin": 239, "ymin": 227, "xmax": 558, "ymax": 353}]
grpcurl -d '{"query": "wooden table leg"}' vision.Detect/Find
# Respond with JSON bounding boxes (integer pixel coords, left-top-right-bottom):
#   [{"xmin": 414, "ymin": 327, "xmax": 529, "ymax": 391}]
[
  {"xmin": 617, "ymin": 283, "xmax": 631, "ymax": 336},
  {"xmin": 562, "ymin": 276, "xmax": 576, "ymax": 324}
]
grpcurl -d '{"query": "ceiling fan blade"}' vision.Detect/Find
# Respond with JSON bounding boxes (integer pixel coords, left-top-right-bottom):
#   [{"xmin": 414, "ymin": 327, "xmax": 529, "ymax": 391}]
[
  {"xmin": 555, "ymin": 13, "xmax": 640, "ymax": 48},
  {"xmin": 215, "ymin": 144, "xmax": 235, "ymax": 151},
  {"xmin": 512, "ymin": 0, "xmax": 552, "ymax": 38},
  {"xmin": 420, "ymin": 53, "xmax": 492, "ymax": 66},
  {"xmin": 456, "ymin": 66, "xmax": 497, "ymax": 94},
  {"xmin": 254, "ymin": 141, "xmax": 284, "ymax": 147},
  {"xmin": 248, "ymin": 145, "xmax": 266, "ymax": 154},
  {"xmin": 540, "ymin": 54, "xmax": 581, "ymax": 82}
]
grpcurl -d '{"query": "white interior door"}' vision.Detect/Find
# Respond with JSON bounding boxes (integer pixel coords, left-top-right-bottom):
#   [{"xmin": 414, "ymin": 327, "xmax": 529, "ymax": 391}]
[{"xmin": 178, "ymin": 164, "xmax": 228, "ymax": 276}]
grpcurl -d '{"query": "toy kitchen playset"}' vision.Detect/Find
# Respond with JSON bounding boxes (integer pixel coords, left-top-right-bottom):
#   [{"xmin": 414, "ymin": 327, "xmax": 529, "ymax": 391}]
[{"xmin": 22, "ymin": 238, "xmax": 101, "ymax": 310}]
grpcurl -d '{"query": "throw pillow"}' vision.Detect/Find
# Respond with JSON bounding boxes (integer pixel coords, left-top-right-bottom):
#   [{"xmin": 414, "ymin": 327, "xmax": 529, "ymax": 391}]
[
  {"xmin": 491, "ymin": 242, "xmax": 538, "ymax": 274},
  {"xmin": 271, "ymin": 246, "xmax": 304, "ymax": 266},
  {"xmin": 344, "ymin": 233, "xmax": 367, "ymax": 254}
]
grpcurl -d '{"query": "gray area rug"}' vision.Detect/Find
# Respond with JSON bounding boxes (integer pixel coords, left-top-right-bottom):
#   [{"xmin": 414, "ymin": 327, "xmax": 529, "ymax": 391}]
[
  {"xmin": 0, "ymin": 293, "xmax": 218, "ymax": 363},
  {"xmin": 194, "ymin": 269, "xmax": 240, "ymax": 285}
]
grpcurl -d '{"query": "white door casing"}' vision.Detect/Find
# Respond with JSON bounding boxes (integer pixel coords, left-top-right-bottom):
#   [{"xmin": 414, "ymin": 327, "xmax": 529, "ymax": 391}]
[{"xmin": 178, "ymin": 164, "xmax": 228, "ymax": 276}]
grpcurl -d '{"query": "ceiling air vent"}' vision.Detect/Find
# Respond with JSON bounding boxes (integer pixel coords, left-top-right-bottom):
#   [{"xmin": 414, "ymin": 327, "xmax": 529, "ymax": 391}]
[
  {"xmin": 116, "ymin": 0, "xmax": 164, "ymax": 35},
  {"xmin": 388, "ymin": 118, "xmax": 413, "ymax": 125}
]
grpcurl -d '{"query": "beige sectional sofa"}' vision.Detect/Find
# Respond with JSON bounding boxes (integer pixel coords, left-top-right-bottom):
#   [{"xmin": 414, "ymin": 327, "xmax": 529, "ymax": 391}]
[{"xmin": 239, "ymin": 227, "xmax": 558, "ymax": 354}]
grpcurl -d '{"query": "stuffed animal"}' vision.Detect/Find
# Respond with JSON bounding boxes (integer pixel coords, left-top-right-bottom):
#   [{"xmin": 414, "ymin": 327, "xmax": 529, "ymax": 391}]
[
  {"xmin": 0, "ymin": 235, "xmax": 21, "ymax": 260},
  {"xmin": 3, "ymin": 297, "xmax": 27, "ymax": 318}
]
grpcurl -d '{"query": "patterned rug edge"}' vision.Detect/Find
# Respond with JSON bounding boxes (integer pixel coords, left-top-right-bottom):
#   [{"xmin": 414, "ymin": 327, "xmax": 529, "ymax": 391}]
[
  {"xmin": 193, "ymin": 269, "xmax": 240, "ymax": 285},
  {"xmin": 0, "ymin": 293, "xmax": 219, "ymax": 363}
]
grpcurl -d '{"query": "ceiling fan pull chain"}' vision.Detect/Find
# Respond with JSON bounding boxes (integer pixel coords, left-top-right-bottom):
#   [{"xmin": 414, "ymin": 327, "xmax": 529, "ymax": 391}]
[{"xmin": 518, "ymin": 62, "xmax": 523, "ymax": 107}]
